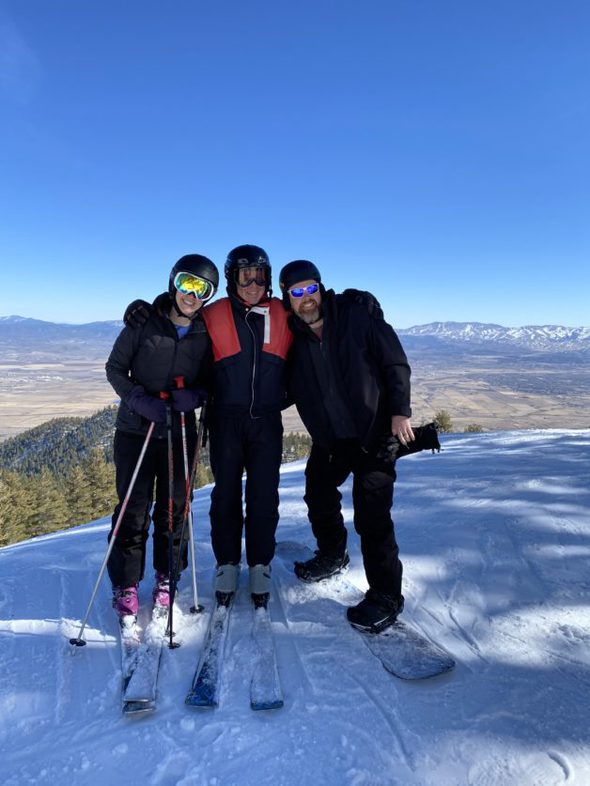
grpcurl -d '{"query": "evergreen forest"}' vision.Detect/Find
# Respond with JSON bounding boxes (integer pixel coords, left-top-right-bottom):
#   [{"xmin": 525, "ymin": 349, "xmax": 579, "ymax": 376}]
[{"xmin": 0, "ymin": 407, "xmax": 311, "ymax": 547}]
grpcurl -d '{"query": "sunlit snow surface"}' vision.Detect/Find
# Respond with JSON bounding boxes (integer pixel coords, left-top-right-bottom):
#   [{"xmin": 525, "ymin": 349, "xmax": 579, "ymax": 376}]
[{"xmin": 1, "ymin": 430, "xmax": 589, "ymax": 785}]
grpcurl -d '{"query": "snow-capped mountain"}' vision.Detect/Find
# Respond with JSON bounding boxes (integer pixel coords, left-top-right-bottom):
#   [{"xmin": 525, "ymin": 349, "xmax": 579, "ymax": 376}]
[{"xmin": 398, "ymin": 322, "xmax": 590, "ymax": 351}]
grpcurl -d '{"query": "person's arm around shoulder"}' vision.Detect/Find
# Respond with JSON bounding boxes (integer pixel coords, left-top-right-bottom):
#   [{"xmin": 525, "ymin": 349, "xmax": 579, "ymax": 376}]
[
  {"xmin": 105, "ymin": 324, "xmax": 143, "ymax": 401},
  {"xmin": 123, "ymin": 291, "xmax": 170, "ymax": 328}
]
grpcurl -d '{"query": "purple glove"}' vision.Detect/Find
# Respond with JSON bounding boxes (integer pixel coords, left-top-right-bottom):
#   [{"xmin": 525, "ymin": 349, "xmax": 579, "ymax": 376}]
[
  {"xmin": 126, "ymin": 386, "xmax": 167, "ymax": 423},
  {"xmin": 171, "ymin": 387, "xmax": 206, "ymax": 413}
]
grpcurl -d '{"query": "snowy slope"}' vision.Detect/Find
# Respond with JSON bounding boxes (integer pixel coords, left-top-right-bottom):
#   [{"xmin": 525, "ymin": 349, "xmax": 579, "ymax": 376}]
[{"xmin": 1, "ymin": 430, "xmax": 590, "ymax": 786}]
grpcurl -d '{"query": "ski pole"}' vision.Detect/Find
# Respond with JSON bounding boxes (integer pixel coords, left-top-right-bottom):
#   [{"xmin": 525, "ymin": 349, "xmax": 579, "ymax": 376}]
[
  {"xmin": 170, "ymin": 401, "xmax": 208, "ymax": 615},
  {"xmin": 173, "ymin": 376, "xmax": 202, "ymax": 614},
  {"xmin": 162, "ymin": 392, "xmax": 181, "ymax": 649},
  {"xmin": 70, "ymin": 421, "xmax": 156, "ymax": 647}
]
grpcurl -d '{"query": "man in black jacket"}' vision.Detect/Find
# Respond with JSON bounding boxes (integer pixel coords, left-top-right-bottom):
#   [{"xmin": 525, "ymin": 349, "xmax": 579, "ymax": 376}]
[{"xmin": 279, "ymin": 260, "xmax": 414, "ymax": 632}]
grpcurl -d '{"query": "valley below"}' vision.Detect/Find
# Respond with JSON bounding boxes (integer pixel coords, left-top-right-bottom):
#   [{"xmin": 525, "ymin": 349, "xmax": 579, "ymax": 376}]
[
  {"xmin": 1, "ymin": 317, "xmax": 588, "ymax": 441},
  {"xmin": 1, "ymin": 354, "xmax": 588, "ymax": 441}
]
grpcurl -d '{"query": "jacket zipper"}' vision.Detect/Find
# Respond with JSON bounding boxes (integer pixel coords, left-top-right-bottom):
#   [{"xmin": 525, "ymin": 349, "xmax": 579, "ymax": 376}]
[{"xmin": 245, "ymin": 310, "xmax": 258, "ymax": 418}]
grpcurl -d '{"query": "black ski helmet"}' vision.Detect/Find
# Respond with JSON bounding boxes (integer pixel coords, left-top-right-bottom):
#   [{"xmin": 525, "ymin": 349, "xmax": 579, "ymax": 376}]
[
  {"xmin": 169, "ymin": 254, "xmax": 219, "ymax": 298},
  {"xmin": 224, "ymin": 244, "xmax": 271, "ymax": 295},
  {"xmin": 278, "ymin": 260, "xmax": 322, "ymax": 307}
]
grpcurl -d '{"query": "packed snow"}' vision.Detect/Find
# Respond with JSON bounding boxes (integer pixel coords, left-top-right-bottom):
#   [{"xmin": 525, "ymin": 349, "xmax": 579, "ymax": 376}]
[{"xmin": 1, "ymin": 429, "xmax": 589, "ymax": 786}]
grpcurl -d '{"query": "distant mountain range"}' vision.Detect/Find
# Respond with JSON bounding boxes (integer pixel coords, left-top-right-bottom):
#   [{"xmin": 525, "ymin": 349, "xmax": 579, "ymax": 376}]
[
  {"xmin": 1, "ymin": 315, "xmax": 589, "ymax": 353},
  {"xmin": 0, "ymin": 315, "xmax": 122, "ymax": 340},
  {"xmin": 0, "ymin": 315, "xmax": 123, "ymax": 362},
  {"xmin": 398, "ymin": 322, "xmax": 590, "ymax": 352}
]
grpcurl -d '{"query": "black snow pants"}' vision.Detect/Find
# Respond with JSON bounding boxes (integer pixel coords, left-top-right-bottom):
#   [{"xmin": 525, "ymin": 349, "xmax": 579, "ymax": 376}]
[
  {"xmin": 304, "ymin": 440, "xmax": 403, "ymax": 598},
  {"xmin": 107, "ymin": 429, "xmax": 195, "ymax": 587},
  {"xmin": 208, "ymin": 411, "xmax": 283, "ymax": 567}
]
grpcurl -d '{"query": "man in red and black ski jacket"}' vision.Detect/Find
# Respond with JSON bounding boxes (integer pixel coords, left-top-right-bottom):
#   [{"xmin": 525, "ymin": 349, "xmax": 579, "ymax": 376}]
[{"xmin": 202, "ymin": 246, "xmax": 292, "ymax": 599}]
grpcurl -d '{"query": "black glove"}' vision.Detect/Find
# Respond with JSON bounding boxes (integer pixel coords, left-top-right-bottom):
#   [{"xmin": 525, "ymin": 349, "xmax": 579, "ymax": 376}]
[
  {"xmin": 395, "ymin": 422, "xmax": 441, "ymax": 458},
  {"xmin": 124, "ymin": 299, "xmax": 152, "ymax": 328},
  {"xmin": 341, "ymin": 288, "xmax": 384, "ymax": 319},
  {"xmin": 171, "ymin": 387, "xmax": 206, "ymax": 413},
  {"xmin": 125, "ymin": 385, "xmax": 167, "ymax": 423}
]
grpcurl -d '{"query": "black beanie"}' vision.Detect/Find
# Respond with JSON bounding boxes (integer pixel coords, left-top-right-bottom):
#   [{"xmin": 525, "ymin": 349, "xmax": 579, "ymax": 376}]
[{"xmin": 279, "ymin": 260, "xmax": 322, "ymax": 294}]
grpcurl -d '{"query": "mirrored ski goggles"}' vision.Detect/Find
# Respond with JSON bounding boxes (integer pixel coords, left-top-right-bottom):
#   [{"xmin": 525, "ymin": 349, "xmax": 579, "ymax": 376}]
[
  {"xmin": 173, "ymin": 272, "xmax": 215, "ymax": 301},
  {"xmin": 287, "ymin": 283, "xmax": 320, "ymax": 298},
  {"xmin": 235, "ymin": 266, "xmax": 267, "ymax": 287}
]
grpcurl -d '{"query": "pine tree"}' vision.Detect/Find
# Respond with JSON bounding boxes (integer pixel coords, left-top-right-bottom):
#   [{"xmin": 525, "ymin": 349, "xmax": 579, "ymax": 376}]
[
  {"xmin": 63, "ymin": 465, "xmax": 93, "ymax": 527},
  {"xmin": 26, "ymin": 469, "xmax": 69, "ymax": 538},
  {"xmin": 195, "ymin": 462, "xmax": 213, "ymax": 488},
  {"xmin": 81, "ymin": 448, "xmax": 117, "ymax": 522},
  {"xmin": 0, "ymin": 471, "xmax": 28, "ymax": 546}
]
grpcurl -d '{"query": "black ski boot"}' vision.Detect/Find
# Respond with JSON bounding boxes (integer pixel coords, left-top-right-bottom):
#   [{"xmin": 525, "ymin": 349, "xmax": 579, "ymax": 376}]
[
  {"xmin": 215, "ymin": 591, "xmax": 234, "ymax": 607},
  {"xmin": 347, "ymin": 590, "xmax": 404, "ymax": 633},
  {"xmin": 294, "ymin": 550, "xmax": 350, "ymax": 582}
]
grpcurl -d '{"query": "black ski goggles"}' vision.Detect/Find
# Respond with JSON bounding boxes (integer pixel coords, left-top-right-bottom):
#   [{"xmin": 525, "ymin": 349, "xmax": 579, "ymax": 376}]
[{"xmin": 235, "ymin": 266, "xmax": 268, "ymax": 288}]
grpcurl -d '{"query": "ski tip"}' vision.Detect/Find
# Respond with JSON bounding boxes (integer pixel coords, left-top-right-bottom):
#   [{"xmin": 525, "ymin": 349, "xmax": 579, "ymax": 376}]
[
  {"xmin": 123, "ymin": 700, "xmax": 156, "ymax": 716},
  {"xmin": 251, "ymin": 699, "xmax": 284, "ymax": 711},
  {"xmin": 394, "ymin": 660, "xmax": 456, "ymax": 680},
  {"xmin": 185, "ymin": 693, "xmax": 218, "ymax": 708}
]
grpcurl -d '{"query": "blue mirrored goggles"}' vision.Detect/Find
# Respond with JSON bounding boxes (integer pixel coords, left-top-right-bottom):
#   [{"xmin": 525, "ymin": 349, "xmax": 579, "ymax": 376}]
[
  {"xmin": 288, "ymin": 283, "xmax": 320, "ymax": 298},
  {"xmin": 174, "ymin": 272, "xmax": 215, "ymax": 301}
]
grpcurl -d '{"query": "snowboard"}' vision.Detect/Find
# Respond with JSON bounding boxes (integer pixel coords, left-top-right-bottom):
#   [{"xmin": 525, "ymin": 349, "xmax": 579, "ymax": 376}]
[{"xmin": 277, "ymin": 540, "xmax": 455, "ymax": 680}]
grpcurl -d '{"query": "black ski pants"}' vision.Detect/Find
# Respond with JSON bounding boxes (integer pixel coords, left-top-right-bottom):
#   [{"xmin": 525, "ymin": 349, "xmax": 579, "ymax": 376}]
[
  {"xmin": 107, "ymin": 429, "xmax": 195, "ymax": 587},
  {"xmin": 208, "ymin": 411, "xmax": 283, "ymax": 567},
  {"xmin": 304, "ymin": 440, "xmax": 403, "ymax": 598}
]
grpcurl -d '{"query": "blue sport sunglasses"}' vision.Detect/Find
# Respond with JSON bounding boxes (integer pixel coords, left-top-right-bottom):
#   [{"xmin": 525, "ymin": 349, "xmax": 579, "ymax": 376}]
[{"xmin": 288, "ymin": 283, "xmax": 320, "ymax": 298}]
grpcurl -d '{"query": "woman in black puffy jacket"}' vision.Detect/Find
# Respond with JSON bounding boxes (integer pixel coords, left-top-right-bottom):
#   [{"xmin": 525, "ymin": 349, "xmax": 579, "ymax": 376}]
[{"xmin": 104, "ymin": 254, "xmax": 217, "ymax": 622}]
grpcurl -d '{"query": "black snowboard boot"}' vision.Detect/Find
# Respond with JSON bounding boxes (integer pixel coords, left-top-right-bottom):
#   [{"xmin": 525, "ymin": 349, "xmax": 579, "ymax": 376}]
[
  {"xmin": 347, "ymin": 589, "xmax": 404, "ymax": 633},
  {"xmin": 294, "ymin": 550, "xmax": 350, "ymax": 582}
]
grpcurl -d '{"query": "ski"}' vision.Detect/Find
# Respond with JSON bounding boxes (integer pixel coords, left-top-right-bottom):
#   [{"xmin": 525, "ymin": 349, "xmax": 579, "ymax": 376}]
[
  {"xmin": 250, "ymin": 602, "xmax": 283, "ymax": 711},
  {"xmin": 277, "ymin": 540, "xmax": 455, "ymax": 681},
  {"xmin": 119, "ymin": 614, "xmax": 140, "ymax": 693},
  {"xmin": 185, "ymin": 596, "xmax": 233, "ymax": 708},
  {"xmin": 120, "ymin": 608, "xmax": 166, "ymax": 716}
]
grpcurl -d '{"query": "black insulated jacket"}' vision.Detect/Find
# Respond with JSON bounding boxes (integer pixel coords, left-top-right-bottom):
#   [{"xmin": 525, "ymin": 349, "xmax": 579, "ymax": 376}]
[
  {"xmin": 286, "ymin": 289, "xmax": 412, "ymax": 452},
  {"xmin": 106, "ymin": 307, "xmax": 212, "ymax": 439}
]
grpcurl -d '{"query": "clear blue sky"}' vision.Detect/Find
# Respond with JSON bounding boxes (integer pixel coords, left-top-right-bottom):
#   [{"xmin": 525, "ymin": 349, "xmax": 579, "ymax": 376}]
[{"xmin": 1, "ymin": 1, "xmax": 588, "ymax": 327}]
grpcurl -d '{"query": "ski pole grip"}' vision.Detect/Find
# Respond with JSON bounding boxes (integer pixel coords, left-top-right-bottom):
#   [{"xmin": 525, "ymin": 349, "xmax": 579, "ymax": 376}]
[{"xmin": 174, "ymin": 376, "xmax": 185, "ymax": 389}]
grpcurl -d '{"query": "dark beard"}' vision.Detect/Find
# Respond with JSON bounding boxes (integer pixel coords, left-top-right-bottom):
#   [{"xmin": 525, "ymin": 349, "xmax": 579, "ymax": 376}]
[{"xmin": 297, "ymin": 305, "xmax": 322, "ymax": 325}]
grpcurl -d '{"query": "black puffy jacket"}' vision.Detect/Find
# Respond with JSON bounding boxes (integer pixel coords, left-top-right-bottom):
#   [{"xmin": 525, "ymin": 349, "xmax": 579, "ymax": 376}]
[
  {"xmin": 105, "ymin": 306, "xmax": 212, "ymax": 439},
  {"xmin": 286, "ymin": 289, "xmax": 411, "ymax": 451}
]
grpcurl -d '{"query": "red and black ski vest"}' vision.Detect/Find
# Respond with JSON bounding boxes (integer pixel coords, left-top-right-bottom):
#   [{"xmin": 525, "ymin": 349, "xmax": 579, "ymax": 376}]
[{"xmin": 202, "ymin": 297, "xmax": 292, "ymax": 415}]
